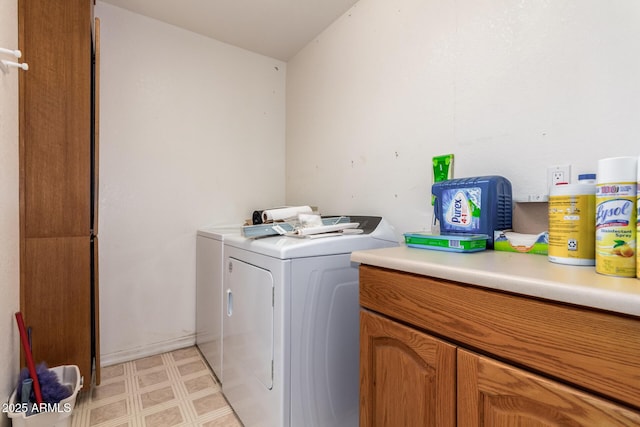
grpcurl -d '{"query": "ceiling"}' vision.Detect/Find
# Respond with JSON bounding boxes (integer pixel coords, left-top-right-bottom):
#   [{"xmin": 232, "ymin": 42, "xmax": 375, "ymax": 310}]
[{"xmin": 100, "ymin": 0, "xmax": 360, "ymax": 61}]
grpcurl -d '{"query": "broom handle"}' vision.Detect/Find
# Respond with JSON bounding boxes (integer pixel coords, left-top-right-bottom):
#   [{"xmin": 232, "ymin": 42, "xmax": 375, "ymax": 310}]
[{"xmin": 15, "ymin": 312, "xmax": 43, "ymax": 405}]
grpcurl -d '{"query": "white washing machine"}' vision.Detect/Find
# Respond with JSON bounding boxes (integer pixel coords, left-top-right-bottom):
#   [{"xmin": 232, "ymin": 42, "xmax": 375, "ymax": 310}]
[
  {"xmin": 195, "ymin": 225, "xmax": 241, "ymax": 382},
  {"xmin": 222, "ymin": 216, "xmax": 398, "ymax": 427}
]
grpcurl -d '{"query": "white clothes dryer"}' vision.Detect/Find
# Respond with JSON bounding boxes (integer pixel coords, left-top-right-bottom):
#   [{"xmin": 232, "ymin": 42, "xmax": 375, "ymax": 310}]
[
  {"xmin": 195, "ymin": 225, "xmax": 241, "ymax": 382},
  {"xmin": 222, "ymin": 216, "xmax": 398, "ymax": 427}
]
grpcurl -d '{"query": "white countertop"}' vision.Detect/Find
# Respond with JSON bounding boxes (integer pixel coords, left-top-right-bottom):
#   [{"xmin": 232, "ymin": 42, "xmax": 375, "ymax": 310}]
[{"xmin": 351, "ymin": 246, "xmax": 640, "ymax": 317}]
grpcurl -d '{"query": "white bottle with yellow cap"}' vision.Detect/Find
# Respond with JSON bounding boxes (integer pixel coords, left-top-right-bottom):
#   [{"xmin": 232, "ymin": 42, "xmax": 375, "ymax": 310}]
[{"xmin": 548, "ymin": 175, "xmax": 596, "ymax": 266}]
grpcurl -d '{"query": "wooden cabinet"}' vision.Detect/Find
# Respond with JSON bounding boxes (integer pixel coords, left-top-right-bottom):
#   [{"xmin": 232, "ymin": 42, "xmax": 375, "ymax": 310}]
[
  {"xmin": 23, "ymin": 237, "xmax": 91, "ymax": 368},
  {"xmin": 360, "ymin": 310, "xmax": 456, "ymax": 426},
  {"xmin": 19, "ymin": 0, "xmax": 92, "ymax": 238},
  {"xmin": 458, "ymin": 350, "xmax": 640, "ymax": 426},
  {"xmin": 18, "ymin": 0, "xmax": 98, "ymax": 385},
  {"xmin": 359, "ymin": 265, "xmax": 640, "ymax": 426}
]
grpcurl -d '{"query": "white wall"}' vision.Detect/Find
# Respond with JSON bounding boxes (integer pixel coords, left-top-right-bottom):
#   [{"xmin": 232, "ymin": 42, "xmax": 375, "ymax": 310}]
[
  {"xmin": 0, "ymin": 0, "xmax": 20, "ymax": 423},
  {"xmin": 286, "ymin": 0, "xmax": 640, "ymax": 235},
  {"xmin": 96, "ymin": 3, "xmax": 286, "ymax": 364},
  {"xmin": 95, "ymin": 0, "xmax": 640, "ymax": 364}
]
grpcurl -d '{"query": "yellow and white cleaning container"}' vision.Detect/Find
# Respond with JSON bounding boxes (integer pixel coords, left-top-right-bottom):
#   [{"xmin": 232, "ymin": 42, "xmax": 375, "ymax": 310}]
[
  {"xmin": 595, "ymin": 157, "xmax": 637, "ymax": 277},
  {"xmin": 548, "ymin": 175, "xmax": 596, "ymax": 265}
]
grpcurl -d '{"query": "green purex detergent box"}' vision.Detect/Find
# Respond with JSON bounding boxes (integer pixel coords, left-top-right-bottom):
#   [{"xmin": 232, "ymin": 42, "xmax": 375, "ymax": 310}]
[{"xmin": 432, "ymin": 176, "xmax": 512, "ymax": 248}]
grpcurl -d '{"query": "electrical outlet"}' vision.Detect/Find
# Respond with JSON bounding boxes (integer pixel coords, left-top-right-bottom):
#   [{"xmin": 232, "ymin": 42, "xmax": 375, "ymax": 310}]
[{"xmin": 547, "ymin": 165, "xmax": 571, "ymax": 188}]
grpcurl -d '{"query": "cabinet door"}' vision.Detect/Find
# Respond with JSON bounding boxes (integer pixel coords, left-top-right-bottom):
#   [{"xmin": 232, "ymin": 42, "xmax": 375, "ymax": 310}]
[
  {"xmin": 23, "ymin": 237, "xmax": 92, "ymax": 381},
  {"xmin": 360, "ymin": 310, "xmax": 456, "ymax": 427},
  {"xmin": 458, "ymin": 349, "xmax": 640, "ymax": 426},
  {"xmin": 20, "ymin": 0, "xmax": 92, "ymax": 238},
  {"xmin": 91, "ymin": 234, "xmax": 100, "ymax": 384}
]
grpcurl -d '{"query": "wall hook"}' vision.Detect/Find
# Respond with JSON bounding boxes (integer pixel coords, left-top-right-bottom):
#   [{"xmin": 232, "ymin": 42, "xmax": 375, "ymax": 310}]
[
  {"xmin": 1, "ymin": 59, "xmax": 29, "ymax": 73},
  {"xmin": 0, "ymin": 47, "xmax": 28, "ymax": 73},
  {"xmin": 0, "ymin": 47, "xmax": 21, "ymax": 58}
]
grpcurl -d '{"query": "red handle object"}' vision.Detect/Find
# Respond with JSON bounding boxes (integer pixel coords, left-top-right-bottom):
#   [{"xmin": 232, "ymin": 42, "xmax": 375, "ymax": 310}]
[{"xmin": 15, "ymin": 312, "xmax": 43, "ymax": 405}]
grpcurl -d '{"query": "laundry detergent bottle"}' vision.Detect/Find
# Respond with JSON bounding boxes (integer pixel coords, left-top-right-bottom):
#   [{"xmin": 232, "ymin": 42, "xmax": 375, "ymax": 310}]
[{"xmin": 432, "ymin": 176, "xmax": 512, "ymax": 248}]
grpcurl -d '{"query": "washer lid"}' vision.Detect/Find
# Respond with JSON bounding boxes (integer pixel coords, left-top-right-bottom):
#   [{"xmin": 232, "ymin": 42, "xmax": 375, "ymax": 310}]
[
  {"xmin": 224, "ymin": 217, "xmax": 398, "ymax": 259},
  {"xmin": 197, "ymin": 225, "xmax": 243, "ymax": 240}
]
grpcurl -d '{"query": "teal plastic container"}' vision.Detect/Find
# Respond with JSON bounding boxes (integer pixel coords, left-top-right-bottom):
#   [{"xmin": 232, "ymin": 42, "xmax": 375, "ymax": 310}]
[
  {"xmin": 404, "ymin": 232, "xmax": 489, "ymax": 253},
  {"xmin": 432, "ymin": 176, "xmax": 512, "ymax": 248}
]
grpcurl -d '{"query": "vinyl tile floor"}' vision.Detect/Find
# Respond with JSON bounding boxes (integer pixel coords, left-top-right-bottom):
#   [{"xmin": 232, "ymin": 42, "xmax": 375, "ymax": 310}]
[{"xmin": 71, "ymin": 346, "xmax": 243, "ymax": 426}]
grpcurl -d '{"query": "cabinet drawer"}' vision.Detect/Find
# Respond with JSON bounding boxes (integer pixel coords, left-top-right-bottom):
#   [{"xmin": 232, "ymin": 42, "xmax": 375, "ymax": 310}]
[{"xmin": 360, "ymin": 265, "xmax": 640, "ymax": 409}]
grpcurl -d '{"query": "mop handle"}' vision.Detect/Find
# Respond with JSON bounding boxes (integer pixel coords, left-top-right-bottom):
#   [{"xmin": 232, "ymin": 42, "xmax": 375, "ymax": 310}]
[{"xmin": 15, "ymin": 312, "xmax": 43, "ymax": 405}]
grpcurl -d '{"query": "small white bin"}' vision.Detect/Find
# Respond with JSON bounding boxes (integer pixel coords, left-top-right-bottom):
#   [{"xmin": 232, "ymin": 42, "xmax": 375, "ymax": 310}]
[{"xmin": 7, "ymin": 365, "xmax": 82, "ymax": 427}]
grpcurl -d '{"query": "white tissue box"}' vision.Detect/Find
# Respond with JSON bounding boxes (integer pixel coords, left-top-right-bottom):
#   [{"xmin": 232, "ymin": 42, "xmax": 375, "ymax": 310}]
[{"xmin": 494, "ymin": 230, "xmax": 548, "ymax": 255}]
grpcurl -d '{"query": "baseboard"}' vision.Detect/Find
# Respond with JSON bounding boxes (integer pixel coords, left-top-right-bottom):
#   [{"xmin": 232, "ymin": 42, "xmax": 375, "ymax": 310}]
[{"xmin": 100, "ymin": 334, "xmax": 196, "ymax": 367}]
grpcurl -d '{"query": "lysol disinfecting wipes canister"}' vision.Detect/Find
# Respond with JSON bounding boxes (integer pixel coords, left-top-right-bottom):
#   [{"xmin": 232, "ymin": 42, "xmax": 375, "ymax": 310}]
[
  {"xmin": 595, "ymin": 157, "xmax": 637, "ymax": 277},
  {"xmin": 548, "ymin": 179, "xmax": 596, "ymax": 266}
]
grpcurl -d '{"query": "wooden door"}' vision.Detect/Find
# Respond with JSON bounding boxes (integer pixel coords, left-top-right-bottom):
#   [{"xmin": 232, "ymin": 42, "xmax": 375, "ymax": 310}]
[
  {"xmin": 458, "ymin": 349, "xmax": 640, "ymax": 426},
  {"xmin": 92, "ymin": 16, "xmax": 100, "ymax": 236},
  {"xmin": 18, "ymin": 0, "xmax": 95, "ymax": 385},
  {"xmin": 92, "ymin": 234, "xmax": 100, "ymax": 384},
  {"xmin": 91, "ymin": 15, "xmax": 101, "ymax": 386},
  {"xmin": 19, "ymin": 0, "xmax": 92, "ymax": 239},
  {"xmin": 23, "ymin": 237, "xmax": 92, "ymax": 379},
  {"xmin": 359, "ymin": 310, "xmax": 456, "ymax": 427}
]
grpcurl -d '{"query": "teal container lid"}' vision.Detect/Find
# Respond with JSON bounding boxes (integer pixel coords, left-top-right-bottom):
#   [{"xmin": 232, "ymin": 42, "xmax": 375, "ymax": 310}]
[{"xmin": 404, "ymin": 232, "xmax": 489, "ymax": 253}]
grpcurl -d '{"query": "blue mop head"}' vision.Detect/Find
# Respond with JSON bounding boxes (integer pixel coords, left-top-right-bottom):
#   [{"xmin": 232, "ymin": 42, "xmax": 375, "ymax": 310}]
[{"xmin": 16, "ymin": 363, "xmax": 73, "ymax": 404}]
